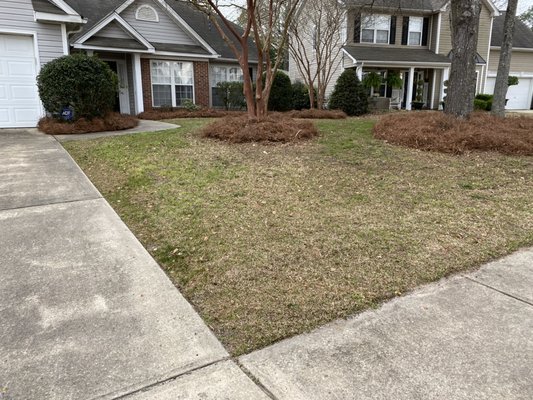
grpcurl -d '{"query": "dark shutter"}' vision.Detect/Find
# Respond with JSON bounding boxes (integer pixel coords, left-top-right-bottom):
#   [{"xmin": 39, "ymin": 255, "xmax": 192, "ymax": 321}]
[
  {"xmin": 389, "ymin": 16, "xmax": 397, "ymax": 44},
  {"xmin": 422, "ymin": 17, "xmax": 430, "ymax": 46},
  {"xmin": 401, "ymin": 16, "xmax": 409, "ymax": 45},
  {"xmin": 354, "ymin": 13, "xmax": 361, "ymax": 43}
]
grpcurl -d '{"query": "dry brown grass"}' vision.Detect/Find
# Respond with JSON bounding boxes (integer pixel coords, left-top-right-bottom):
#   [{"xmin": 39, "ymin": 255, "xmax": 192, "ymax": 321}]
[
  {"xmin": 139, "ymin": 108, "xmax": 244, "ymax": 120},
  {"xmin": 38, "ymin": 113, "xmax": 138, "ymax": 135},
  {"xmin": 200, "ymin": 115, "xmax": 319, "ymax": 143},
  {"xmin": 64, "ymin": 118, "xmax": 533, "ymax": 356},
  {"xmin": 373, "ymin": 111, "xmax": 533, "ymax": 156}
]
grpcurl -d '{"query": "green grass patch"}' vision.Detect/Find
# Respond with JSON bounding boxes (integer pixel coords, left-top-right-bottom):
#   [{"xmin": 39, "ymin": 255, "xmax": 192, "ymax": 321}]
[{"xmin": 64, "ymin": 117, "xmax": 533, "ymax": 356}]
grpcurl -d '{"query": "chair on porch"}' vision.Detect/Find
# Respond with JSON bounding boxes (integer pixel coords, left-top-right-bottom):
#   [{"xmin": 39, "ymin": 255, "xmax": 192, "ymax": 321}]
[{"xmin": 390, "ymin": 89, "xmax": 402, "ymax": 110}]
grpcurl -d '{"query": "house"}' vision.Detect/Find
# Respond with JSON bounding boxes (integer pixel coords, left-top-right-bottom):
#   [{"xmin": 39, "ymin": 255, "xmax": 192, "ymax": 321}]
[
  {"xmin": 0, "ymin": 0, "xmax": 256, "ymax": 128},
  {"xmin": 486, "ymin": 14, "xmax": 533, "ymax": 110},
  {"xmin": 290, "ymin": 0, "xmax": 533, "ymax": 111}
]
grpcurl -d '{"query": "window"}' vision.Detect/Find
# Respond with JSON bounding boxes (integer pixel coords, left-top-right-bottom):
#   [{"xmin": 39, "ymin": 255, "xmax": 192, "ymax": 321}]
[
  {"xmin": 136, "ymin": 5, "xmax": 159, "ymax": 22},
  {"xmin": 408, "ymin": 17, "xmax": 423, "ymax": 46},
  {"xmin": 211, "ymin": 65, "xmax": 245, "ymax": 107},
  {"xmin": 151, "ymin": 60, "xmax": 194, "ymax": 107},
  {"xmin": 361, "ymin": 14, "xmax": 390, "ymax": 44}
]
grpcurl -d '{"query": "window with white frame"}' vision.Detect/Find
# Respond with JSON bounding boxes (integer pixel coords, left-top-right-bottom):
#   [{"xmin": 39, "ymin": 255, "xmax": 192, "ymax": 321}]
[
  {"xmin": 408, "ymin": 17, "xmax": 423, "ymax": 46},
  {"xmin": 151, "ymin": 60, "xmax": 194, "ymax": 107},
  {"xmin": 211, "ymin": 65, "xmax": 244, "ymax": 107},
  {"xmin": 361, "ymin": 14, "xmax": 390, "ymax": 44},
  {"xmin": 136, "ymin": 5, "xmax": 159, "ymax": 22}
]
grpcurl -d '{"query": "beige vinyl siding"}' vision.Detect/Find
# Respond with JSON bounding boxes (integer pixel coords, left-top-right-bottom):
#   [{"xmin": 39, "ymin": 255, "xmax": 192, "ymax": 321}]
[
  {"xmin": 489, "ymin": 49, "xmax": 533, "ymax": 74},
  {"xmin": 438, "ymin": 9, "xmax": 452, "ymax": 55},
  {"xmin": 430, "ymin": 13, "xmax": 439, "ymax": 52},
  {"xmin": 0, "ymin": 0, "xmax": 64, "ymax": 64},
  {"xmin": 477, "ymin": 4, "xmax": 492, "ymax": 62},
  {"xmin": 121, "ymin": 0, "xmax": 196, "ymax": 45},
  {"xmin": 95, "ymin": 21, "xmax": 132, "ymax": 40}
]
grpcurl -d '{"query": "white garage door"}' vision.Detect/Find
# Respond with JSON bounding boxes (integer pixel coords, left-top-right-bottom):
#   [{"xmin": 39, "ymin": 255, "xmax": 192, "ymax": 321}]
[
  {"xmin": 0, "ymin": 34, "xmax": 41, "ymax": 128},
  {"xmin": 486, "ymin": 76, "xmax": 533, "ymax": 110}
]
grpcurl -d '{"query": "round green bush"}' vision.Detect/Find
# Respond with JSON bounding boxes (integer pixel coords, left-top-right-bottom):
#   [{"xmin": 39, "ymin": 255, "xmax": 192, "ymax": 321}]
[
  {"xmin": 37, "ymin": 54, "xmax": 118, "ymax": 119},
  {"xmin": 328, "ymin": 69, "xmax": 368, "ymax": 116},
  {"xmin": 267, "ymin": 71, "xmax": 293, "ymax": 112}
]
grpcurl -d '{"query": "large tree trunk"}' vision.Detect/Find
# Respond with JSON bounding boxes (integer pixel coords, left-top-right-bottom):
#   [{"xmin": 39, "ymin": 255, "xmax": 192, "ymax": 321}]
[
  {"xmin": 492, "ymin": 0, "xmax": 518, "ymax": 117},
  {"xmin": 445, "ymin": 0, "xmax": 482, "ymax": 118}
]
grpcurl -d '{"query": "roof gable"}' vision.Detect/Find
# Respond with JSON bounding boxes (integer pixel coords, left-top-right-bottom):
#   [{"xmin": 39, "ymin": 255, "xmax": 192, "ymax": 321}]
[{"xmin": 491, "ymin": 13, "xmax": 533, "ymax": 49}]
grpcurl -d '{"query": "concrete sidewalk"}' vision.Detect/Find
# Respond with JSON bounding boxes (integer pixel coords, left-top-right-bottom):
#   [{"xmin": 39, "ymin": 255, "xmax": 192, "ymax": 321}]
[
  {"xmin": 0, "ymin": 130, "xmax": 266, "ymax": 399},
  {"xmin": 1, "ymin": 129, "xmax": 531, "ymax": 399}
]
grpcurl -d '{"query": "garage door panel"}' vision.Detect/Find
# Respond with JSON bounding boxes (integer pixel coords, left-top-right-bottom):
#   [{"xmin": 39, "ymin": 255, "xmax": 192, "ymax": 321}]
[
  {"xmin": 0, "ymin": 34, "xmax": 40, "ymax": 128},
  {"xmin": 486, "ymin": 77, "xmax": 533, "ymax": 110}
]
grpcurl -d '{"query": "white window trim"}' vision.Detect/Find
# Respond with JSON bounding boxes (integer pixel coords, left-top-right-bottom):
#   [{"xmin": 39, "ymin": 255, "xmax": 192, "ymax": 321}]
[
  {"xmin": 211, "ymin": 65, "xmax": 244, "ymax": 88},
  {"xmin": 408, "ymin": 16, "xmax": 424, "ymax": 47},
  {"xmin": 150, "ymin": 60, "xmax": 195, "ymax": 107},
  {"xmin": 135, "ymin": 5, "xmax": 160, "ymax": 22},
  {"xmin": 361, "ymin": 14, "xmax": 391, "ymax": 44}
]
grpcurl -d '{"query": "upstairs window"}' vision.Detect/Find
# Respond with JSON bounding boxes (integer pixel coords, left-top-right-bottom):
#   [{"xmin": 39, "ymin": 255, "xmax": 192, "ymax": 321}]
[
  {"xmin": 408, "ymin": 17, "xmax": 423, "ymax": 46},
  {"xmin": 136, "ymin": 5, "xmax": 159, "ymax": 22},
  {"xmin": 361, "ymin": 14, "xmax": 390, "ymax": 44}
]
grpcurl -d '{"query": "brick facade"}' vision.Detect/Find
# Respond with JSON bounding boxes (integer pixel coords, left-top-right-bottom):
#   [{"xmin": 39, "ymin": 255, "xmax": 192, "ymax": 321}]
[
  {"xmin": 140, "ymin": 59, "xmax": 211, "ymax": 109},
  {"xmin": 141, "ymin": 58, "xmax": 153, "ymax": 111},
  {"xmin": 193, "ymin": 61, "xmax": 210, "ymax": 107}
]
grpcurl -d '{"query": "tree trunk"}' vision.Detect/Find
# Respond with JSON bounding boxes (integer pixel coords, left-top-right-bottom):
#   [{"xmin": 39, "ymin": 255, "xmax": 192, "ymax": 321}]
[
  {"xmin": 492, "ymin": 0, "xmax": 518, "ymax": 117},
  {"xmin": 445, "ymin": 0, "xmax": 481, "ymax": 118}
]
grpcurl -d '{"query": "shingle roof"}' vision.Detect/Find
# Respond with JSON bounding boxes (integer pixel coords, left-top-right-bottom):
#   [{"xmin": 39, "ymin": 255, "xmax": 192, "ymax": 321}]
[
  {"xmin": 64, "ymin": 0, "xmax": 257, "ymax": 61},
  {"xmin": 343, "ymin": 45, "xmax": 451, "ymax": 64},
  {"xmin": 491, "ymin": 13, "xmax": 533, "ymax": 49},
  {"xmin": 346, "ymin": 0, "xmax": 449, "ymax": 12},
  {"xmin": 31, "ymin": 0, "xmax": 68, "ymax": 15}
]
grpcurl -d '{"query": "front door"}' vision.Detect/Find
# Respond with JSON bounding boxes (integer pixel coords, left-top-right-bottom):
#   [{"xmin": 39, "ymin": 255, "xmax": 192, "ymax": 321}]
[{"xmin": 105, "ymin": 60, "xmax": 130, "ymax": 114}]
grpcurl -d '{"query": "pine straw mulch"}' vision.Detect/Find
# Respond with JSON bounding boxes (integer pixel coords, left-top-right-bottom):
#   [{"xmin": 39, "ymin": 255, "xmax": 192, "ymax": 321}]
[
  {"xmin": 139, "ymin": 108, "xmax": 347, "ymax": 121},
  {"xmin": 200, "ymin": 115, "xmax": 319, "ymax": 143},
  {"xmin": 373, "ymin": 111, "xmax": 533, "ymax": 156},
  {"xmin": 38, "ymin": 112, "xmax": 139, "ymax": 135}
]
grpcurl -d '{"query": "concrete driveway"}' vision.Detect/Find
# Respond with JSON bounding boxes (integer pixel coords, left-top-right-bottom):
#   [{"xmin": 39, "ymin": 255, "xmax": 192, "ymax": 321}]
[{"xmin": 0, "ymin": 130, "xmax": 266, "ymax": 399}]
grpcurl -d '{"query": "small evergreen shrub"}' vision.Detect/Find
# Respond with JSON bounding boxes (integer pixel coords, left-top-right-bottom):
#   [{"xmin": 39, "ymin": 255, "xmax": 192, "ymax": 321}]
[
  {"xmin": 267, "ymin": 71, "xmax": 293, "ymax": 112},
  {"xmin": 215, "ymin": 81, "xmax": 246, "ymax": 110},
  {"xmin": 474, "ymin": 94, "xmax": 493, "ymax": 111},
  {"xmin": 292, "ymin": 81, "xmax": 311, "ymax": 110},
  {"xmin": 38, "ymin": 54, "xmax": 118, "ymax": 119},
  {"xmin": 328, "ymin": 69, "xmax": 368, "ymax": 116}
]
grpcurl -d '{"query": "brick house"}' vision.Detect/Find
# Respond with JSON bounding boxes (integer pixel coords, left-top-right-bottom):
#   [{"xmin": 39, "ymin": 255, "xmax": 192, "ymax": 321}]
[{"xmin": 0, "ymin": 0, "xmax": 256, "ymax": 128}]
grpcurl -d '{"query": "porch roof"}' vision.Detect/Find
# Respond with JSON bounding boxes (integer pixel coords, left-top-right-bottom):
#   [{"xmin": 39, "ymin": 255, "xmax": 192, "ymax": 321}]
[{"xmin": 343, "ymin": 46, "xmax": 451, "ymax": 65}]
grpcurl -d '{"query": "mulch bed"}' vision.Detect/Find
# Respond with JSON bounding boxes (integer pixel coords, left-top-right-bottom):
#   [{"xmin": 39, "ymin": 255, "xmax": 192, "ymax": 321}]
[
  {"xmin": 200, "ymin": 115, "xmax": 319, "ymax": 143},
  {"xmin": 373, "ymin": 111, "xmax": 533, "ymax": 156},
  {"xmin": 38, "ymin": 113, "xmax": 139, "ymax": 135}
]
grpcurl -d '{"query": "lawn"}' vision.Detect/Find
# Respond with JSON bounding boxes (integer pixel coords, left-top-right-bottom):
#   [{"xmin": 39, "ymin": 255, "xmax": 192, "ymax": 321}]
[{"xmin": 64, "ymin": 118, "xmax": 533, "ymax": 355}]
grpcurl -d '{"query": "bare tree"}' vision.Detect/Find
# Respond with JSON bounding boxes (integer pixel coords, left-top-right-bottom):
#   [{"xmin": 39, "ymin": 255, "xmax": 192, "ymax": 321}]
[
  {"xmin": 289, "ymin": 0, "xmax": 345, "ymax": 109},
  {"xmin": 445, "ymin": 0, "xmax": 482, "ymax": 118},
  {"xmin": 492, "ymin": 0, "xmax": 519, "ymax": 117},
  {"xmin": 188, "ymin": 0, "xmax": 305, "ymax": 119}
]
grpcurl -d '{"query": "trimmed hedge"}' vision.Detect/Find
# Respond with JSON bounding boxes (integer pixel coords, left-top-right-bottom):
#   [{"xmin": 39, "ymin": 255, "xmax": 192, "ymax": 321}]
[{"xmin": 37, "ymin": 54, "xmax": 118, "ymax": 119}]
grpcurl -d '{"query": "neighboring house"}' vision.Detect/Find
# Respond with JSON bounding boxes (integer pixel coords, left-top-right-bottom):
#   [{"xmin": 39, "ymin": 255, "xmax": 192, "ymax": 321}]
[
  {"xmin": 290, "ymin": 0, "xmax": 533, "ymax": 111},
  {"xmin": 0, "ymin": 0, "xmax": 256, "ymax": 128},
  {"xmin": 486, "ymin": 14, "xmax": 533, "ymax": 110}
]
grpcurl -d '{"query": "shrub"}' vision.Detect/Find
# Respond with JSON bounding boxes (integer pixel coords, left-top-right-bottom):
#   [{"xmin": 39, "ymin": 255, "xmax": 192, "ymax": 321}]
[
  {"xmin": 38, "ymin": 112, "xmax": 138, "ymax": 135},
  {"xmin": 267, "ymin": 71, "xmax": 293, "ymax": 112},
  {"xmin": 37, "ymin": 54, "xmax": 118, "ymax": 119},
  {"xmin": 201, "ymin": 115, "xmax": 318, "ymax": 143},
  {"xmin": 292, "ymin": 81, "xmax": 311, "ymax": 110},
  {"xmin": 373, "ymin": 111, "xmax": 533, "ymax": 156},
  {"xmin": 215, "ymin": 81, "xmax": 246, "ymax": 110},
  {"xmin": 328, "ymin": 69, "xmax": 368, "ymax": 116},
  {"xmin": 474, "ymin": 94, "xmax": 493, "ymax": 111}
]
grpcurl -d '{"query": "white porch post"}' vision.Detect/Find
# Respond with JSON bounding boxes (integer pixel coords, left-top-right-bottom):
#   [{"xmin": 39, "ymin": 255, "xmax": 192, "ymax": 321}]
[
  {"xmin": 440, "ymin": 67, "xmax": 450, "ymax": 110},
  {"xmin": 133, "ymin": 53, "xmax": 144, "ymax": 114},
  {"xmin": 356, "ymin": 65, "xmax": 363, "ymax": 81},
  {"xmin": 406, "ymin": 67, "xmax": 415, "ymax": 111}
]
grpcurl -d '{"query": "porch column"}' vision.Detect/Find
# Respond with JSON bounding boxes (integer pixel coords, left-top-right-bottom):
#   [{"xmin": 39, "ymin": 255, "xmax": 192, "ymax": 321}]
[
  {"xmin": 440, "ymin": 67, "xmax": 450, "ymax": 110},
  {"xmin": 133, "ymin": 54, "xmax": 144, "ymax": 114},
  {"xmin": 406, "ymin": 67, "xmax": 415, "ymax": 111},
  {"xmin": 356, "ymin": 65, "xmax": 363, "ymax": 81}
]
